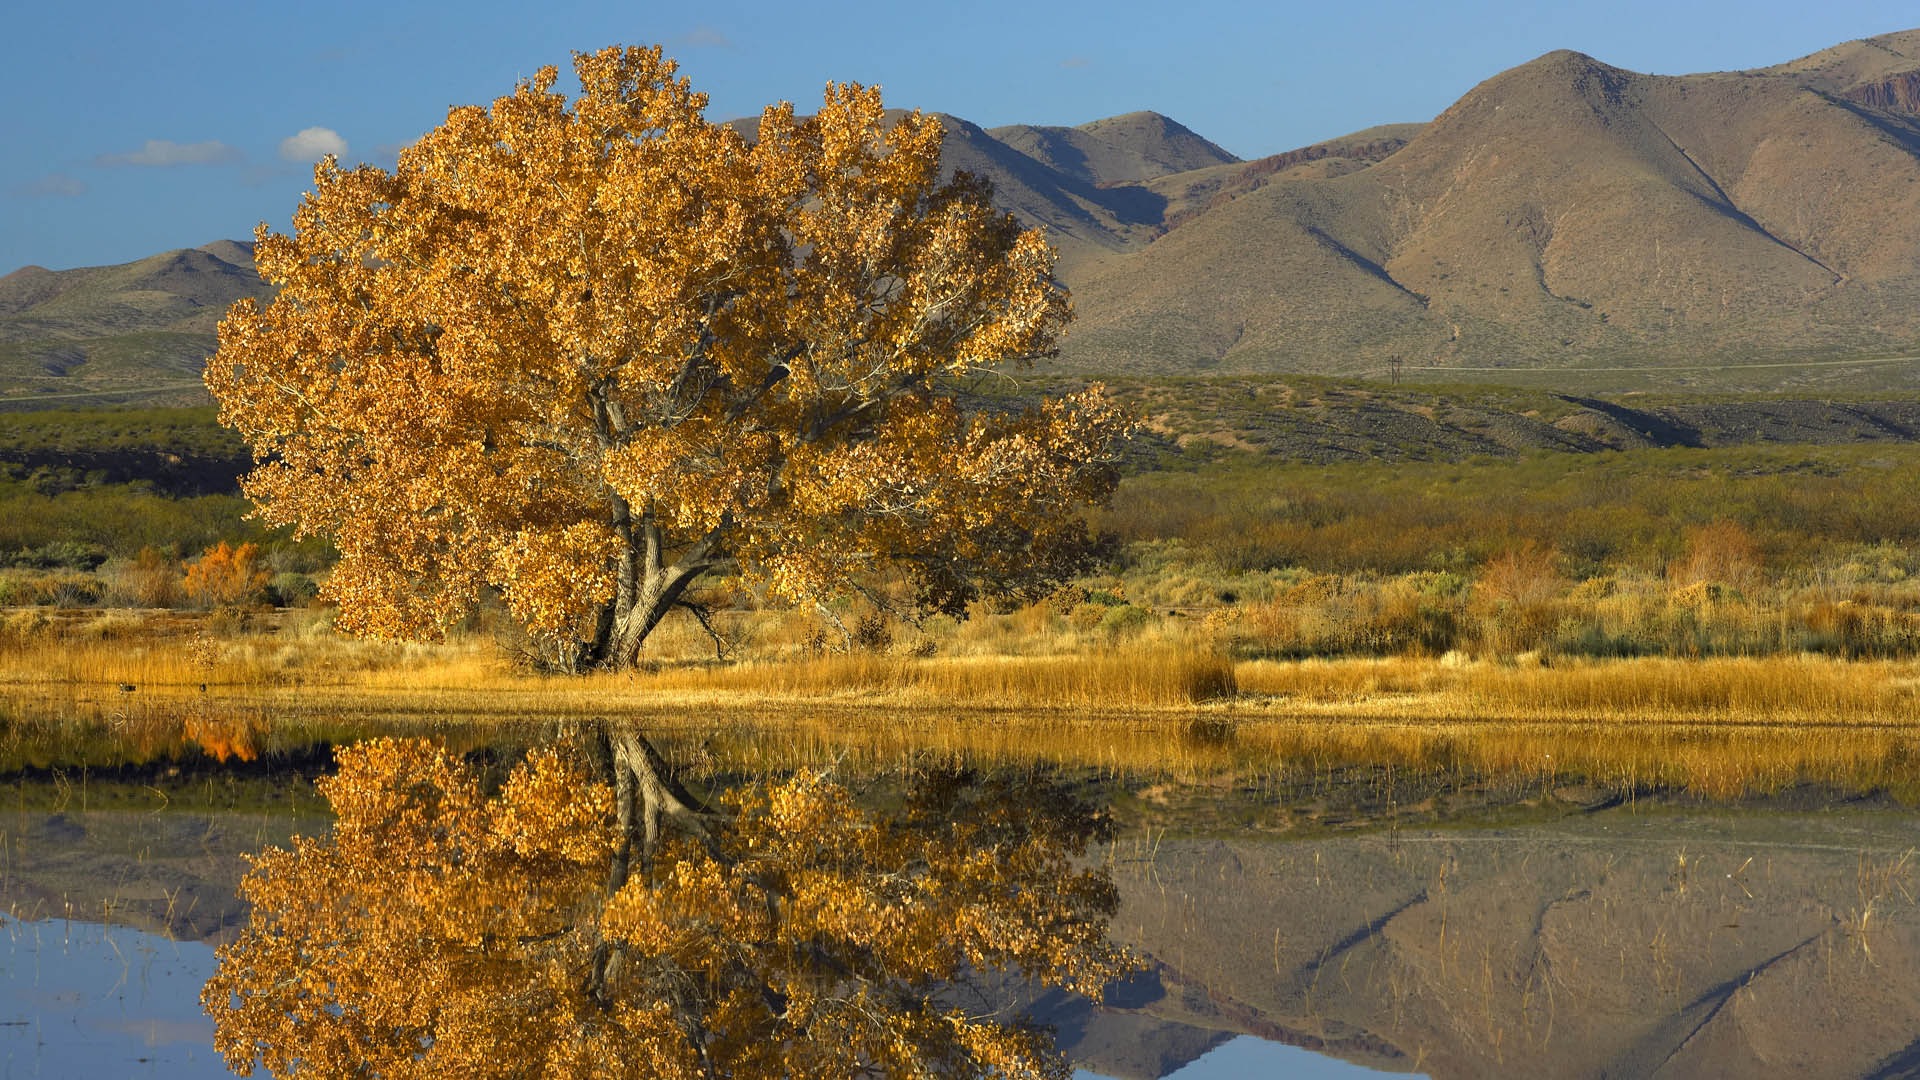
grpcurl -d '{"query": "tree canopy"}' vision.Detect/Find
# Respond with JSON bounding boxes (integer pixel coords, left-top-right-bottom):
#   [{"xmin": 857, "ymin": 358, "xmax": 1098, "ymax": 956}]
[
  {"xmin": 207, "ymin": 45, "xmax": 1126, "ymax": 668},
  {"xmin": 202, "ymin": 734, "xmax": 1132, "ymax": 1078}
]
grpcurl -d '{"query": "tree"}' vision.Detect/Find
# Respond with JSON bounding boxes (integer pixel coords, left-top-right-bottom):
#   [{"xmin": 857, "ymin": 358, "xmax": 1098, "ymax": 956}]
[
  {"xmin": 201, "ymin": 733, "xmax": 1133, "ymax": 1078},
  {"xmin": 207, "ymin": 45, "xmax": 1127, "ymax": 669}
]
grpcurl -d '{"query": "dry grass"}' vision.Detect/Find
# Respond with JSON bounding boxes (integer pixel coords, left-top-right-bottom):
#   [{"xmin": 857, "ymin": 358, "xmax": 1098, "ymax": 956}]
[
  {"xmin": 5, "ymin": 608, "xmax": 1920, "ymax": 799},
  {"xmin": 629, "ymin": 649, "xmax": 1236, "ymax": 708},
  {"xmin": 4, "ymin": 609, "xmax": 1913, "ymax": 722},
  {"xmin": 1234, "ymin": 654, "xmax": 1919, "ymax": 723}
]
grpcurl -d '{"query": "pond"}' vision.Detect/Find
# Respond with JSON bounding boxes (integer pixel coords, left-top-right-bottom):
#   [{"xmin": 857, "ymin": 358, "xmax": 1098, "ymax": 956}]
[{"xmin": 2, "ymin": 714, "xmax": 1917, "ymax": 1078}]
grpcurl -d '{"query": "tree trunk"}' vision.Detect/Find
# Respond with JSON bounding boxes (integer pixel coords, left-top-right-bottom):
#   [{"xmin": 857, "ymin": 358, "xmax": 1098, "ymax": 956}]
[
  {"xmin": 605, "ymin": 562, "xmax": 706, "ymax": 666},
  {"xmin": 588, "ymin": 516, "xmax": 722, "ymax": 670},
  {"xmin": 585, "ymin": 721, "xmax": 715, "ymax": 1005}
]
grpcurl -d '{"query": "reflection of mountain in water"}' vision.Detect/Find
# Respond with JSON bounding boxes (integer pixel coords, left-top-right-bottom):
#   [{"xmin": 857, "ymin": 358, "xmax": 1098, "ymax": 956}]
[
  {"xmin": 1088, "ymin": 804, "xmax": 1920, "ymax": 1079},
  {"xmin": 4, "ymin": 729, "xmax": 1919, "ymax": 1078}
]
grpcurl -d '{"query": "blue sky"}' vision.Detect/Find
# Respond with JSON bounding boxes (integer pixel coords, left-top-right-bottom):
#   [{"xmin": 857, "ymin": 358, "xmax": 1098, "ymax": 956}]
[{"xmin": 4, "ymin": 1, "xmax": 1916, "ymax": 271}]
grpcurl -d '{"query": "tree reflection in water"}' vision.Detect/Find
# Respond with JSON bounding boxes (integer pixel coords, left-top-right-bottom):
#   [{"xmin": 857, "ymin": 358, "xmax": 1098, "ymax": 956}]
[{"xmin": 201, "ymin": 726, "xmax": 1132, "ymax": 1078}]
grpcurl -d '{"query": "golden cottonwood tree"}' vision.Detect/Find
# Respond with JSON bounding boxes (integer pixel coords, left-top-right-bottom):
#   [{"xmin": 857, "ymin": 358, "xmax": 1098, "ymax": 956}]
[
  {"xmin": 202, "ymin": 734, "xmax": 1132, "ymax": 1078},
  {"xmin": 207, "ymin": 45, "xmax": 1125, "ymax": 668}
]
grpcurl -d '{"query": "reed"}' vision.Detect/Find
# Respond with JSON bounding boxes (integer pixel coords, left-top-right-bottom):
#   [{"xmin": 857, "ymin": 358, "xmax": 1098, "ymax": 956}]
[
  {"xmin": 1235, "ymin": 654, "xmax": 1918, "ymax": 723},
  {"xmin": 628, "ymin": 648, "xmax": 1237, "ymax": 707},
  {"xmin": 7, "ymin": 609, "xmax": 1920, "ymax": 800}
]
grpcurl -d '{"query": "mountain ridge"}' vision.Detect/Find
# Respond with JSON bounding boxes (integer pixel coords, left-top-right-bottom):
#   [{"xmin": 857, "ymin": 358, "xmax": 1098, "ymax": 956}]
[
  {"xmin": 11, "ymin": 28, "xmax": 1920, "ymax": 403},
  {"xmin": 1060, "ymin": 30, "xmax": 1920, "ymax": 377}
]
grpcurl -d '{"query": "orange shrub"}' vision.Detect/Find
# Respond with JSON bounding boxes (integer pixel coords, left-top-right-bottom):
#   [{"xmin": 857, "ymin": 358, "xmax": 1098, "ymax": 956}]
[{"xmin": 184, "ymin": 541, "xmax": 271, "ymax": 609}]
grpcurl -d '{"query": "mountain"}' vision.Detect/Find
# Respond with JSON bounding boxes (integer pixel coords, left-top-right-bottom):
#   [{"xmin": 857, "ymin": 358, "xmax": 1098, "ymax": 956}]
[
  {"xmin": 1061, "ymin": 29, "xmax": 1920, "ymax": 376},
  {"xmin": 12, "ymin": 29, "xmax": 1920, "ymax": 402},
  {"xmin": 0, "ymin": 240, "xmax": 269, "ymax": 406},
  {"xmin": 735, "ymin": 108, "xmax": 1239, "ymax": 277}
]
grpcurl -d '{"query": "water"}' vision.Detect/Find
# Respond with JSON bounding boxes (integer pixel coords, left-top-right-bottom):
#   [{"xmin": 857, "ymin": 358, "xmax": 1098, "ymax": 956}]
[
  {"xmin": 1077, "ymin": 1036, "xmax": 1412, "ymax": 1078},
  {"xmin": 0, "ymin": 917, "xmax": 228, "ymax": 1078},
  {"xmin": 2, "ymin": 726, "xmax": 1917, "ymax": 1078}
]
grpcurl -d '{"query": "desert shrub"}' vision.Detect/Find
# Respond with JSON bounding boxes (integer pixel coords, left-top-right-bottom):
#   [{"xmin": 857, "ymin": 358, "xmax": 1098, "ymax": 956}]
[
  {"xmin": 71, "ymin": 611, "xmax": 145, "ymax": 641},
  {"xmin": 268, "ymin": 572, "xmax": 320, "ymax": 608},
  {"xmin": 1463, "ymin": 543, "xmax": 1564, "ymax": 656},
  {"xmin": 0, "ymin": 569, "xmax": 103, "ymax": 607},
  {"xmin": 45, "ymin": 573, "xmax": 105, "ymax": 607},
  {"xmin": 851, "ymin": 613, "xmax": 893, "ymax": 653},
  {"xmin": 1068, "ymin": 602, "xmax": 1110, "ymax": 631},
  {"xmin": 1670, "ymin": 520, "xmax": 1763, "ymax": 593},
  {"xmin": 114, "ymin": 546, "xmax": 183, "ymax": 607},
  {"xmin": 1793, "ymin": 600, "xmax": 1920, "ymax": 658},
  {"xmin": 1096, "ymin": 604, "xmax": 1154, "ymax": 640},
  {"xmin": 1834, "ymin": 543, "xmax": 1919, "ymax": 585},
  {"xmin": 0, "ymin": 609, "xmax": 51, "ymax": 640},
  {"xmin": 1476, "ymin": 543, "xmax": 1562, "ymax": 607},
  {"xmin": 7, "ymin": 540, "xmax": 108, "ymax": 571},
  {"xmin": 184, "ymin": 541, "xmax": 271, "ymax": 609}
]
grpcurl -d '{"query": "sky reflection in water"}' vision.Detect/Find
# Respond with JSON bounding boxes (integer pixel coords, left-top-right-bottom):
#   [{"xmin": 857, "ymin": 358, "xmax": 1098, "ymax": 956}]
[
  {"xmin": 1078, "ymin": 1034, "xmax": 1419, "ymax": 1078},
  {"xmin": 0, "ymin": 916, "xmax": 228, "ymax": 1078},
  {"xmin": 0, "ymin": 912, "xmax": 1405, "ymax": 1080}
]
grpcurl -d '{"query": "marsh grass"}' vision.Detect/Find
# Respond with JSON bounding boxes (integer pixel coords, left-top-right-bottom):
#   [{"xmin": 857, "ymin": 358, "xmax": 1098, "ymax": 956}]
[
  {"xmin": 6, "ymin": 609, "xmax": 1920, "ymax": 801},
  {"xmin": 629, "ymin": 648, "xmax": 1238, "ymax": 707},
  {"xmin": 1234, "ymin": 654, "xmax": 1918, "ymax": 722},
  {"xmin": 541, "ymin": 709, "xmax": 1920, "ymax": 802}
]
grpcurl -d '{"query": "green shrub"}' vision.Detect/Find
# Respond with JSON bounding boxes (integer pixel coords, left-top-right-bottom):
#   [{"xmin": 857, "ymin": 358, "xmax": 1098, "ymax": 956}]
[
  {"xmin": 1096, "ymin": 604, "xmax": 1154, "ymax": 639},
  {"xmin": 8, "ymin": 541, "xmax": 108, "ymax": 571},
  {"xmin": 268, "ymin": 572, "xmax": 320, "ymax": 608}
]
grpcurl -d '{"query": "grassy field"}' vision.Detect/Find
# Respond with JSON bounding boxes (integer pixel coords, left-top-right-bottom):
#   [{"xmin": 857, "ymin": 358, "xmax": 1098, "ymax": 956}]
[{"xmin": 3, "ymin": 386, "xmax": 1920, "ymax": 805}]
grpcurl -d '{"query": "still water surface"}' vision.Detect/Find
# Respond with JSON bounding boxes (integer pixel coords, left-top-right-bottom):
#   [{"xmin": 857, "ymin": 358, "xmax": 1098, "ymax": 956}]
[
  {"xmin": 0, "ymin": 917, "xmax": 1380, "ymax": 1079},
  {"xmin": 1, "ymin": 717, "xmax": 1915, "ymax": 1078}
]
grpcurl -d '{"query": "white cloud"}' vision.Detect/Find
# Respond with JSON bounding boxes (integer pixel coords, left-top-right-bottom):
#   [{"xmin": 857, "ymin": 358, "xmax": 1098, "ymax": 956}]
[
  {"xmin": 279, "ymin": 127, "xmax": 349, "ymax": 164},
  {"xmin": 94, "ymin": 139, "xmax": 241, "ymax": 167},
  {"xmin": 679, "ymin": 26, "xmax": 732, "ymax": 48},
  {"xmin": 11, "ymin": 172, "xmax": 87, "ymax": 197}
]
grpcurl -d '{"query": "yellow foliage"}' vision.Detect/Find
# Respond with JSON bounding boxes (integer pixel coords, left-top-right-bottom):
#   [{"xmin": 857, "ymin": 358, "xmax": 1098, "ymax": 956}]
[
  {"xmin": 203, "ymin": 734, "xmax": 1131, "ymax": 1078},
  {"xmin": 207, "ymin": 44, "xmax": 1127, "ymax": 668}
]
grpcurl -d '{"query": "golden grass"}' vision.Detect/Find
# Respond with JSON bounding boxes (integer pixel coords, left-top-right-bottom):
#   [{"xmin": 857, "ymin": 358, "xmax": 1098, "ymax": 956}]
[
  {"xmin": 695, "ymin": 709, "xmax": 1920, "ymax": 801},
  {"xmin": 627, "ymin": 648, "xmax": 1237, "ymax": 707},
  {"xmin": 4, "ymin": 612, "xmax": 1914, "ymax": 723},
  {"xmin": 1235, "ymin": 654, "xmax": 1920, "ymax": 723},
  {"xmin": 6, "ymin": 608, "xmax": 1920, "ymax": 800}
]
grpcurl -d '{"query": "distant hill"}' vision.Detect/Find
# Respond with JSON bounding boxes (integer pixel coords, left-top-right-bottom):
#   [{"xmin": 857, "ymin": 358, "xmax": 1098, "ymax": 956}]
[
  {"xmin": 12, "ymin": 28, "xmax": 1920, "ymax": 402},
  {"xmin": 0, "ymin": 241, "xmax": 268, "ymax": 406}
]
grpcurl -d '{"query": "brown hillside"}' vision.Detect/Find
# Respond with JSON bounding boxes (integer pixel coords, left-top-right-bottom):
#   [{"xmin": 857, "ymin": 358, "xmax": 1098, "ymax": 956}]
[
  {"xmin": 987, "ymin": 110, "xmax": 1238, "ymax": 188},
  {"xmin": 1058, "ymin": 33, "xmax": 1920, "ymax": 377},
  {"xmin": 926, "ymin": 113, "xmax": 1169, "ymax": 275},
  {"xmin": 1146, "ymin": 123, "xmax": 1423, "ymax": 233},
  {"xmin": 0, "ymin": 241, "xmax": 267, "ymax": 403}
]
